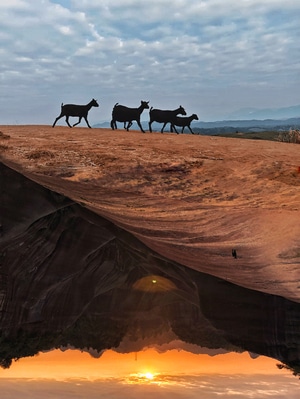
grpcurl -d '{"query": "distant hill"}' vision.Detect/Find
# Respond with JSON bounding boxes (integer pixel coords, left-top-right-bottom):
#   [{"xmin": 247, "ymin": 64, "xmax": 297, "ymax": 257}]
[
  {"xmin": 94, "ymin": 121, "xmax": 111, "ymax": 128},
  {"xmin": 192, "ymin": 117, "xmax": 300, "ymax": 135},
  {"xmin": 94, "ymin": 117, "xmax": 300, "ymax": 135},
  {"xmin": 193, "ymin": 117, "xmax": 300, "ymax": 129}
]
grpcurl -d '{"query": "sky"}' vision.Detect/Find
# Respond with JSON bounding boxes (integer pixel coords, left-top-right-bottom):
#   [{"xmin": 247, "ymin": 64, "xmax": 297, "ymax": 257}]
[
  {"xmin": 0, "ymin": 349, "xmax": 299, "ymax": 398},
  {"xmin": 0, "ymin": 0, "xmax": 299, "ymax": 125}
]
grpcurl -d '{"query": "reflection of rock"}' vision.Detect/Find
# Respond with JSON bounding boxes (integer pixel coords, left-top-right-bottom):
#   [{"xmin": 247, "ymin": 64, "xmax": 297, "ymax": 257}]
[
  {"xmin": 116, "ymin": 333, "xmax": 230, "ymax": 357},
  {"xmin": 0, "ymin": 163, "xmax": 300, "ymax": 375},
  {"xmin": 173, "ymin": 271, "xmax": 300, "ymax": 371}
]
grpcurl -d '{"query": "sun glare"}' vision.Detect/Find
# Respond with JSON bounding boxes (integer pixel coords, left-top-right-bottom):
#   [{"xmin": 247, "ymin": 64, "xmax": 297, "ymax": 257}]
[
  {"xmin": 144, "ymin": 372, "xmax": 154, "ymax": 380},
  {"xmin": 125, "ymin": 371, "xmax": 159, "ymax": 384}
]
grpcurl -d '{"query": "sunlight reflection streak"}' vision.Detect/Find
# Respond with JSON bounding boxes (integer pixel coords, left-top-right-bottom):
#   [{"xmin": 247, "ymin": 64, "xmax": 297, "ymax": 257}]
[{"xmin": 122, "ymin": 373, "xmax": 214, "ymax": 388}]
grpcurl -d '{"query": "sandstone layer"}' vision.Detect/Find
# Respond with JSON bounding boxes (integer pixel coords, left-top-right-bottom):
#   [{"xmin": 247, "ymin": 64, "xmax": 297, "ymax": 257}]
[{"xmin": 0, "ymin": 125, "xmax": 300, "ymax": 302}]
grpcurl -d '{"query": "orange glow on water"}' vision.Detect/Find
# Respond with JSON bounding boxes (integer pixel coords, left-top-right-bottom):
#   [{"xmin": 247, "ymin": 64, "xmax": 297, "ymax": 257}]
[{"xmin": 0, "ymin": 348, "xmax": 287, "ymax": 381}]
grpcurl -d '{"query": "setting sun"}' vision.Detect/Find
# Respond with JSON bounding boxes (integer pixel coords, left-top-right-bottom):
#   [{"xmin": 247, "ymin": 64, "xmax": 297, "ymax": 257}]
[
  {"xmin": 125, "ymin": 371, "xmax": 160, "ymax": 385},
  {"xmin": 144, "ymin": 372, "xmax": 154, "ymax": 380}
]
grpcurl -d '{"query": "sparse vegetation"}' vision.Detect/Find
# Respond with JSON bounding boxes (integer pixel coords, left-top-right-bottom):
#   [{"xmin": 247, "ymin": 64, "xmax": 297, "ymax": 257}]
[
  {"xmin": 209, "ymin": 130, "xmax": 283, "ymax": 142},
  {"xmin": 196, "ymin": 127, "xmax": 300, "ymax": 144},
  {"xmin": 277, "ymin": 129, "xmax": 300, "ymax": 143}
]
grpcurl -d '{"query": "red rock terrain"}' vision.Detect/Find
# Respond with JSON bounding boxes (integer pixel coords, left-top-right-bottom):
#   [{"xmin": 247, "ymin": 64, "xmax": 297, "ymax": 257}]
[{"xmin": 1, "ymin": 125, "xmax": 300, "ymax": 302}]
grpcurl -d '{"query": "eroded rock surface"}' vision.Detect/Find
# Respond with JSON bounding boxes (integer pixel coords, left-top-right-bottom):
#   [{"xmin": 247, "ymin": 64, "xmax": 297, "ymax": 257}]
[
  {"xmin": 0, "ymin": 162, "xmax": 300, "ymax": 374},
  {"xmin": 0, "ymin": 126, "xmax": 300, "ymax": 302}
]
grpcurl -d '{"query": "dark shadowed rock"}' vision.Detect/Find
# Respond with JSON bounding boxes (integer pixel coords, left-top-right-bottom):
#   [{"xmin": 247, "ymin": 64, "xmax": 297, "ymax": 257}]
[{"xmin": 0, "ymin": 163, "xmax": 300, "ymax": 377}]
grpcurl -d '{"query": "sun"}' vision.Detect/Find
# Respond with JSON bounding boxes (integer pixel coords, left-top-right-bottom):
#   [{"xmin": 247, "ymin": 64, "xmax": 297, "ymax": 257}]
[
  {"xmin": 144, "ymin": 372, "xmax": 154, "ymax": 380},
  {"xmin": 126, "ymin": 371, "xmax": 158, "ymax": 384}
]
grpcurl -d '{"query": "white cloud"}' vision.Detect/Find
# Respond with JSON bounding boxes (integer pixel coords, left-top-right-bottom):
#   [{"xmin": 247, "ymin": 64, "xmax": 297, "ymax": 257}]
[
  {"xmin": 57, "ymin": 25, "xmax": 73, "ymax": 35},
  {"xmin": 0, "ymin": 0, "xmax": 28, "ymax": 9}
]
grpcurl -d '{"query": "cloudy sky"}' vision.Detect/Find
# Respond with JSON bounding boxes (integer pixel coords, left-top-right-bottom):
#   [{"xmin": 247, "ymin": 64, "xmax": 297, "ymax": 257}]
[{"xmin": 0, "ymin": 0, "xmax": 299, "ymax": 125}]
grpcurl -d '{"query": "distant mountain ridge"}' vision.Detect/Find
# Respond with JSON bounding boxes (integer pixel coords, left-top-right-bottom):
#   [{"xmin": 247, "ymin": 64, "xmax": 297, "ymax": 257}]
[
  {"xmin": 94, "ymin": 117, "xmax": 300, "ymax": 133},
  {"xmin": 94, "ymin": 104, "xmax": 300, "ymax": 133},
  {"xmin": 195, "ymin": 117, "xmax": 300, "ymax": 128},
  {"xmin": 193, "ymin": 118, "xmax": 300, "ymax": 135}
]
